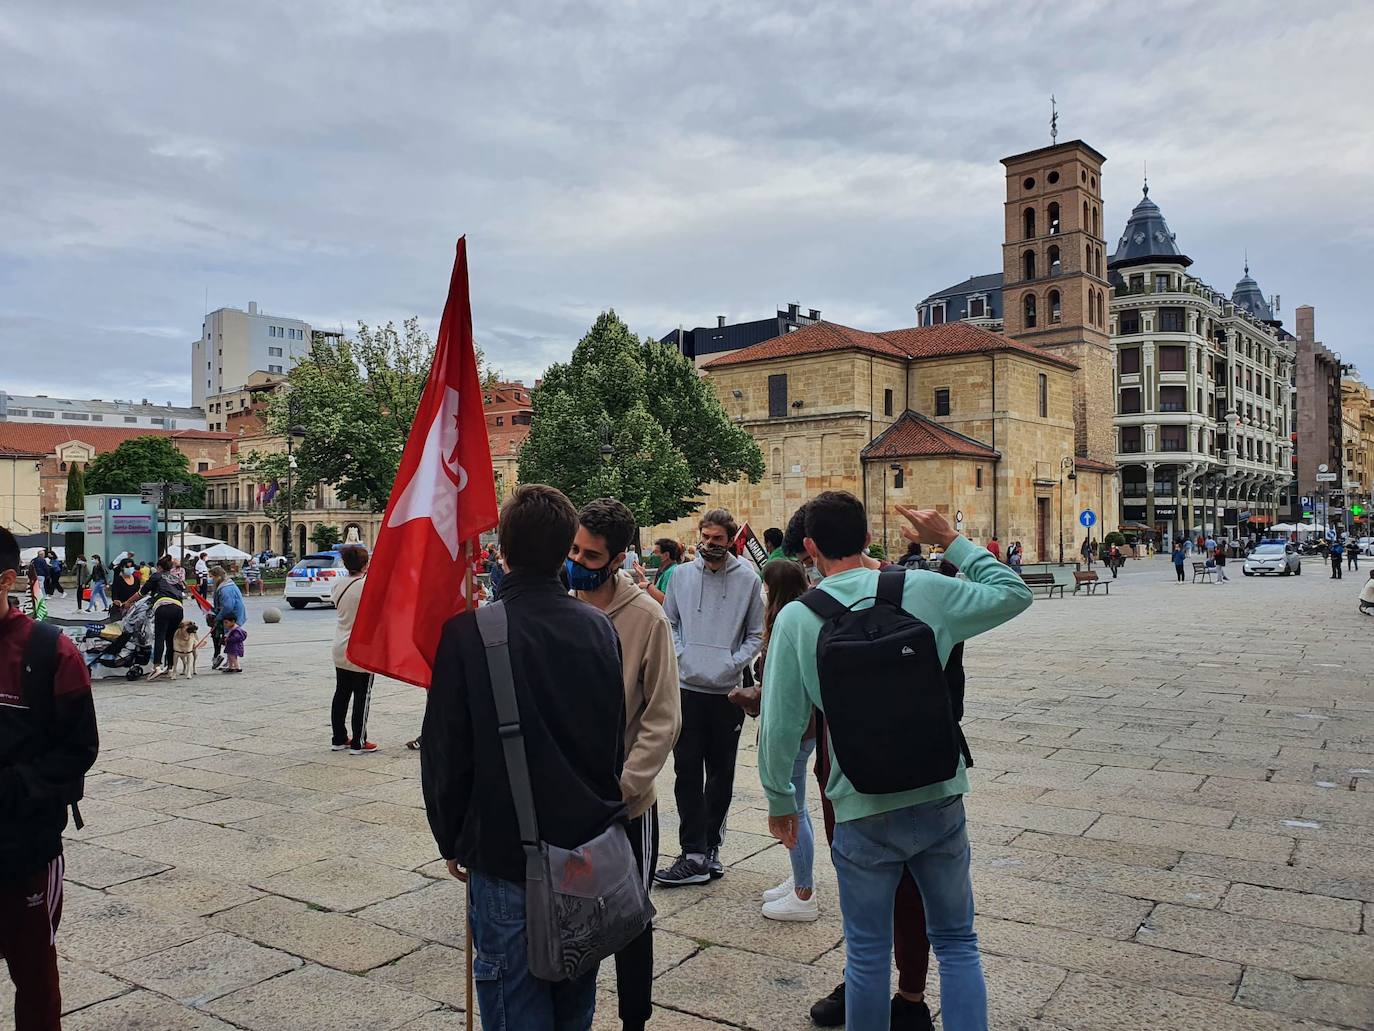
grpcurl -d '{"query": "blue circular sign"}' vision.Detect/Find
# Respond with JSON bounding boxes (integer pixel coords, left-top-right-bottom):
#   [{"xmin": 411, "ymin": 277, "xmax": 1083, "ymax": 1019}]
[{"xmin": 1079, "ymin": 509, "xmax": 1097, "ymax": 528}]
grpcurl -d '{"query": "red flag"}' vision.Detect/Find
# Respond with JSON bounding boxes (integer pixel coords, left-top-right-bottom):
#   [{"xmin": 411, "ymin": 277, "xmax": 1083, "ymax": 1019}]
[{"xmin": 346, "ymin": 238, "xmax": 499, "ymax": 687}]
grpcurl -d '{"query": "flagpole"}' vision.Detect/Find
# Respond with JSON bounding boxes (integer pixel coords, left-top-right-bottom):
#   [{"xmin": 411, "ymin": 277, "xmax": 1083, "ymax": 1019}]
[{"xmin": 463, "ymin": 536, "xmax": 476, "ymax": 1030}]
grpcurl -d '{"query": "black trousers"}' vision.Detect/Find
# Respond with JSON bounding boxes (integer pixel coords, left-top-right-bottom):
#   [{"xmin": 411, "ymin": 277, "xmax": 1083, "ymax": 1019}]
[
  {"xmin": 672, "ymin": 690, "xmax": 745, "ymax": 856},
  {"xmin": 614, "ymin": 805, "xmax": 659, "ymax": 1027},
  {"xmin": 1349, "ymin": 550, "xmax": 1360, "ymax": 570},
  {"xmin": 153, "ymin": 603, "xmax": 183, "ymax": 668},
  {"xmin": 1331, "ymin": 558, "xmax": 1343, "ymax": 579},
  {"xmin": 332, "ymin": 668, "xmax": 373, "ymax": 746}
]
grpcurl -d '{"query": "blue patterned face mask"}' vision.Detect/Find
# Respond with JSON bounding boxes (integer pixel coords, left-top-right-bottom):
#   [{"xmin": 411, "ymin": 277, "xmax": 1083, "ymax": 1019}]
[{"xmin": 565, "ymin": 557, "xmax": 615, "ymax": 592}]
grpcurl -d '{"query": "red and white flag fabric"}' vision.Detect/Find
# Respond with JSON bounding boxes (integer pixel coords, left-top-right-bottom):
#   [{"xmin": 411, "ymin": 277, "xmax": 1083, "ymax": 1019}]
[{"xmin": 346, "ymin": 237, "xmax": 499, "ymax": 687}]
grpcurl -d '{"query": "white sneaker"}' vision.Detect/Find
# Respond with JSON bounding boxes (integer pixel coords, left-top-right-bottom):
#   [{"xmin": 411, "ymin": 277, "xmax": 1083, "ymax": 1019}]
[
  {"xmin": 762, "ymin": 877, "xmax": 794, "ymax": 903},
  {"xmin": 761, "ymin": 890, "xmax": 819, "ymax": 922}
]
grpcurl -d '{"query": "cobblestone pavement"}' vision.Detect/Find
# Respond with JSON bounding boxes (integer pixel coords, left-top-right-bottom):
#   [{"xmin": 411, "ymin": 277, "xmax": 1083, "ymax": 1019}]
[{"xmin": 7, "ymin": 555, "xmax": 1373, "ymax": 1030}]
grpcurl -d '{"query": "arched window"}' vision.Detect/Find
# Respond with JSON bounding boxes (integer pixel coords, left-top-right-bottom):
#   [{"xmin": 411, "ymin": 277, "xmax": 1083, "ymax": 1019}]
[
  {"xmin": 1083, "ymin": 200, "xmax": 1089, "ymax": 230},
  {"xmin": 59, "ymin": 461, "xmax": 67, "ymax": 472},
  {"xmin": 1085, "ymin": 242, "xmax": 1092, "ymax": 273},
  {"xmin": 1048, "ymin": 290, "xmax": 1062, "ymax": 323},
  {"xmin": 1023, "ymin": 293, "xmax": 1037, "ymax": 328},
  {"xmin": 1022, "ymin": 207, "xmax": 1036, "ymax": 240},
  {"xmin": 1048, "ymin": 202, "xmax": 1060, "ymax": 235},
  {"xmin": 1097, "ymin": 290, "xmax": 1105, "ymax": 326},
  {"xmin": 1096, "ymin": 247, "xmax": 1103, "ymax": 277},
  {"xmin": 1048, "ymin": 245, "xmax": 1061, "ymax": 275},
  {"xmin": 1092, "ymin": 206, "xmax": 1100, "ymax": 237},
  {"xmin": 246, "ymin": 525, "xmax": 255, "ymax": 553},
  {"xmin": 262, "ymin": 524, "xmax": 272, "ymax": 550},
  {"xmin": 1022, "ymin": 249, "xmax": 1036, "ymax": 280}
]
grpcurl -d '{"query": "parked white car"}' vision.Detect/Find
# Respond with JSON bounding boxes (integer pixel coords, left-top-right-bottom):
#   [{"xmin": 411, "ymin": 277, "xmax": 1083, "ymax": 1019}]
[
  {"xmin": 1243, "ymin": 543, "xmax": 1302, "ymax": 576},
  {"xmin": 284, "ymin": 551, "xmax": 347, "ymax": 608},
  {"xmin": 1357, "ymin": 536, "xmax": 1374, "ymax": 556}
]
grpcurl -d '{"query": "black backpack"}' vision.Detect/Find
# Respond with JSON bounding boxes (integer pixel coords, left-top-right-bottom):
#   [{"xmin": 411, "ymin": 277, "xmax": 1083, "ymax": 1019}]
[{"xmin": 800, "ymin": 568, "xmax": 970, "ymax": 795}]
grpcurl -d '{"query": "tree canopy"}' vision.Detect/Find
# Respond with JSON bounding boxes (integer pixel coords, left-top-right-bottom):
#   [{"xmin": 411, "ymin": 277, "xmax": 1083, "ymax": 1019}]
[
  {"xmin": 83, "ymin": 437, "xmax": 205, "ymax": 505},
  {"xmin": 518, "ymin": 311, "xmax": 764, "ymax": 526}
]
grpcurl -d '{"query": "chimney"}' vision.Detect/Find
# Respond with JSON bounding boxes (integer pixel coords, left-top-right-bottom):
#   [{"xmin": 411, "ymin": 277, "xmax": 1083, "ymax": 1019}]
[
  {"xmin": 787, "ymin": 302, "xmax": 800, "ymax": 319},
  {"xmin": 717, "ymin": 315, "xmax": 726, "ymax": 328},
  {"xmin": 1296, "ymin": 305, "xmax": 1314, "ymax": 342},
  {"xmin": 248, "ymin": 301, "xmax": 259, "ymax": 315},
  {"xmin": 808, "ymin": 309, "xmax": 821, "ymax": 320}
]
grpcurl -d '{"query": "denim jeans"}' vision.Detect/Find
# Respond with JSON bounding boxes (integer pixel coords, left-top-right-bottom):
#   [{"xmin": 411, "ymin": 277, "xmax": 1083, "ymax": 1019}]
[
  {"xmin": 467, "ymin": 871, "xmax": 598, "ymax": 1031},
  {"xmin": 789, "ymin": 737, "xmax": 817, "ymax": 891},
  {"xmin": 831, "ymin": 795, "xmax": 986, "ymax": 1031}
]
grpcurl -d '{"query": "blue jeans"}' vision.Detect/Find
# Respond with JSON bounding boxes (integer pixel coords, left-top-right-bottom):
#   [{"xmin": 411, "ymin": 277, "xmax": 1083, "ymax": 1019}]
[
  {"xmin": 832, "ymin": 795, "xmax": 986, "ymax": 1031},
  {"xmin": 467, "ymin": 871, "xmax": 598, "ymax": 1031},
  {"xmin": 789, "ymin": 737, "xmax": 817, "ymax": 891}
]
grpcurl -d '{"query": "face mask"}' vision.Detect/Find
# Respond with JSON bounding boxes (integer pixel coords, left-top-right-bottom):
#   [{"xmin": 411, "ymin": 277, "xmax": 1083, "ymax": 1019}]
[
  {"xmin": 698, "ymin": 541, "xmax": 729, "ymax": 562},
  {"xmin": 565, "ymin": 557, "xmax": 614, "ymax": 592}
]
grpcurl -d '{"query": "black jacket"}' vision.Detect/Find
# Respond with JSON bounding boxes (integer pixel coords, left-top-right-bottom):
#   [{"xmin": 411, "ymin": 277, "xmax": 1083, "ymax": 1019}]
[{"xmin": 421, "ymin": 570, "xmax": 626, "ymax": 883}]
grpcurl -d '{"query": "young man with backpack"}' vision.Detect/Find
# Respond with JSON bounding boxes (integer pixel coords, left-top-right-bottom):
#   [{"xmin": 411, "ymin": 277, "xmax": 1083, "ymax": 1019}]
[
  {"xmin": 655, "ymin": 508, "xmax": 764, "ymax": 887},
  {"xmin": 570, "ymin": 498, "xmax": 682, "ymax": 1031},
  {"xmin": 758, "ymin": 493, "xmax": 1032, "ymax": 1031},
  {"xmin": 420, "ymin": 485, "xmax": 631, "ymax": 1030},
  {"xmin": 0, "ymin": 526, "xmax": 100, "ymax": 1030}
]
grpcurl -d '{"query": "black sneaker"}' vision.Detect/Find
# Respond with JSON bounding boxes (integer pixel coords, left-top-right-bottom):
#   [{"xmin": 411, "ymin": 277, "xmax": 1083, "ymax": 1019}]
[
  {"xmin": 212, "ymin": 654, "xmax": 225, "ymax": 669},
  {"xmin": 891, "ymin": 994, "xmax": 934, "ymax": 1031},
  {"xmin": 653, "ymin": 854, "xmax": 710, "ymax": 887},
  {"xmin": 810, "ymin": 982, "xmax": 844, "ymax": 1027},
  {"xmin": 706, "ymin": 846, "xmax": 724, "ymax": 879}
]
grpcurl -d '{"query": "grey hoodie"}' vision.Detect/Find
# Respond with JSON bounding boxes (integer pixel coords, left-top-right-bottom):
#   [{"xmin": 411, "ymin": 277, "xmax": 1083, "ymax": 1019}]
[{"xmin": 662, "ymin": 552, "xmax": 765, "ymax": 695}]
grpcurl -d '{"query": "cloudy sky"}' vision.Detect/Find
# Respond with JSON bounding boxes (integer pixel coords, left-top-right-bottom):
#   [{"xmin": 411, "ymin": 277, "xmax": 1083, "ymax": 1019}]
[{"xmin": 3, "ymin": 0, "xmax": 1372, "ymax": 405}]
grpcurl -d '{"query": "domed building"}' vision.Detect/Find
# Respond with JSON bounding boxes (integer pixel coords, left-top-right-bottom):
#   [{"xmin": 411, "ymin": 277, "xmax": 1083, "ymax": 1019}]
[{"xmin": 1109, "ymin": 183, "xmax": 1294, "ymax": 543}]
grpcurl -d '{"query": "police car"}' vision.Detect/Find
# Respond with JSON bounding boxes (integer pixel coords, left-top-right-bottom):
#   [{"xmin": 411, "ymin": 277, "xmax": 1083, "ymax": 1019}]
[{"xmin": 284, "ymin": 550, "xmax": 347, "ymax": 609}]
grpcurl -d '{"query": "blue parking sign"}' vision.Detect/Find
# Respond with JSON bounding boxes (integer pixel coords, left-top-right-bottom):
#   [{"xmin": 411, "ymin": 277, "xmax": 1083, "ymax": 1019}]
[
  {"xmin": 108, "ymin": 497, "xmax": 122, "ymax": 510},
  {"xmin": 1079, "ymin": 510, "xmax": 1096, "ymax": 528}
]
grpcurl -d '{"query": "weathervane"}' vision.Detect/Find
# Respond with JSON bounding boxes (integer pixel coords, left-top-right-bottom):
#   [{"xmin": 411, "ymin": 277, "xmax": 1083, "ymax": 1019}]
[
  {"xmin": 1050, "ymin": 95, "xmax": 1058, "ymax": 144},
  {"xmin": 1143, "ymin": 160, "xmax": 1148, "ymax": 196}
]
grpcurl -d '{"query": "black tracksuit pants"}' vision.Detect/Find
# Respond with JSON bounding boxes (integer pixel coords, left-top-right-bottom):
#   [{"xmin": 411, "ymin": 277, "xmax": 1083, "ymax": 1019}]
[
  {"xmin": 672, "ymin": 690, "xmax": 745, "ymax": 856},
  {"xmin": 153, "ymin": 603, "xmax": 183, "ymax": 668},
  {"xmin": 332, "ymin": 668, "xmax": 373, "ymax": 746},
  {"xmin": 614, "ymin": 805, "xmax": 659, "ymax": 1028}
]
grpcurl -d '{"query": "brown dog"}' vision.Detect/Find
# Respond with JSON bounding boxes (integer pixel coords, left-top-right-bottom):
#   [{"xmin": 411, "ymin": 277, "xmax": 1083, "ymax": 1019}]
[{"xmin": 172, "ymin": 621, "xmax": 202, "ymax": 678}]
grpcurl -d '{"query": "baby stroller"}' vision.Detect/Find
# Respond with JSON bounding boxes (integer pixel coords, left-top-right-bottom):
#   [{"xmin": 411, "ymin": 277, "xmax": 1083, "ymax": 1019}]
[{"xmin": 84, "ymin": 595, "xmax": 155, "ymax": 680}]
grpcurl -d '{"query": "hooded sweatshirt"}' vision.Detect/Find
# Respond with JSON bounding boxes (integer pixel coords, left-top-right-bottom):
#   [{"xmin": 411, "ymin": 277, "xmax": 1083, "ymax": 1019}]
[
  {"xmin": 662, "ymin": 552, "xmax": 764, "ymax": 696},
  {"xmin": 579, "ymin": 573, "xmax": 682, "ymax": 818}
]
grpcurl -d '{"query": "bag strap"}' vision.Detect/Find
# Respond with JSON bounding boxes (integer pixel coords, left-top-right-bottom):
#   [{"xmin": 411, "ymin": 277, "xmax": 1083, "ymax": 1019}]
[
  {"xmin": 473, "ymin": 602, "xmax": 542, "ymax": 862},
  {"xmin": 798, "ymin": 586, "xmax": 847, "ymax": 621},
  {"xmin": 21, "ymin": 621, "xmax": 84, "ymax": 829},
  {"xmin": 876, "ymin": 568, "xmax": 907, "ymax": 606}
]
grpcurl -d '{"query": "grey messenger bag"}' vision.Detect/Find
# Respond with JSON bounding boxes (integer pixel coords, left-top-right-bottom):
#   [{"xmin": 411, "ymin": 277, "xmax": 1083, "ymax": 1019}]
[{"xmin": 474, "ymin": 601, "xmax": 654, "ymax": 982}]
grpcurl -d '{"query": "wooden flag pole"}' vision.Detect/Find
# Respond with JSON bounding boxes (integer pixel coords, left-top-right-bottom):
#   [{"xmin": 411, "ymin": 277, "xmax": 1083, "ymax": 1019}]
[{"xmin": 463, "ymin": 538, "xmax": 476, "ymax": 1030}]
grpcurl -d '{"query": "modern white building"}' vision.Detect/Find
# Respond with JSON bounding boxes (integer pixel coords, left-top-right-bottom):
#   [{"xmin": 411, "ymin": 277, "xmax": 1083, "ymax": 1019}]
[
  {"xmin": 0, "ymin": 392, "xmax": 206, "ymax": 430},
  {"xmin": 192, "ymin": 301, "xmax": 312, "ymax": 409}
]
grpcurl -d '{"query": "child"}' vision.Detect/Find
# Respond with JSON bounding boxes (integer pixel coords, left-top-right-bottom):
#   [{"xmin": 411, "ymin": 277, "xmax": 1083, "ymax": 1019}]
[
  {"xmin": 1360, "ymin": 570, "xmax": 1374, "ymax": 615},
  {"xmin": 222, "ymin": 615, "xmax": 247, "ymax": 672}
]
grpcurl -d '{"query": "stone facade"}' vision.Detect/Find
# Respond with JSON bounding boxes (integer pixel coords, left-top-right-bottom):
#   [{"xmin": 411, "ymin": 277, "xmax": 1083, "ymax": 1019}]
[{"xmin": 0, "ymin": 447, "xmax": 44, "ymax": 534}]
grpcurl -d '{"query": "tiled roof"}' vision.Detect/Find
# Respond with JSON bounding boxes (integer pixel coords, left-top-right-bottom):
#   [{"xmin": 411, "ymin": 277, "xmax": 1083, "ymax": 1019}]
[
  {"xmin": 703, "ymin": 319, "xmax": 1077, "ymax": 371},
  {"xmin": 0, "ymin": 423, "xmax": 231, "ymax": 456},
  {"xmin": 0, "ymin": 444, "xmax": 44, "ymax": 457},
  {"xmin": 201, "ymin": 464, "xmax": 242, "ymax": 478},
  {"xmin": 861, "ymin": 411, "xmax": 1000, "ymax": 461}
]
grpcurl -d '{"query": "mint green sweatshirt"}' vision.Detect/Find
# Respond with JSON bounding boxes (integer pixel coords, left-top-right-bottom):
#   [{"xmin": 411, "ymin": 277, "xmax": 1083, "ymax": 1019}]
[{"xmin": 758, "ymin": 535, "xmax": 1033, "ymax": 825}]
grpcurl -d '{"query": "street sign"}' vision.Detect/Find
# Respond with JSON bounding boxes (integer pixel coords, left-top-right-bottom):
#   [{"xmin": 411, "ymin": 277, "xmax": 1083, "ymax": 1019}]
[
  {"xmin": 1301, "ymin": 495, "xmax": 1311, "ymax": 508},
  {"xmin": 955, "ymin": 510, "xmax": 965, "ymax": 530},
  {"xmin": 107, "ymin": 497, "xmax": 122, "ymax": 510},
  {"xmin": 1326, "ymin": 528, "xmax": 1337, "ymax": 542},
  {"xmin": 1353, "ymin": 503, "xmax": 1367, "ymax": 517},
  {"xmin": 1079, "ymin": 509, "xmax": 1097, "ymax": 528},
  {"xmin": 1319, "ymin": 463, "xmax": 1329, "ymax": 473},
  {"xmin": 1315, "ymin": 472, "xmax": 1338, "ymax": 482}
]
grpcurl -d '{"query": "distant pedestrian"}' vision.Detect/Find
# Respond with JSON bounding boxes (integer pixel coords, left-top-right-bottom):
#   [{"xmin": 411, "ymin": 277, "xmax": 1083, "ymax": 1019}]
[
  {"xmin": 1108, "ymin": 544, "xmax": 1122, "ymax": 578},
  {"xmin": 1330, "ymin": 540, "xmax": 1344, "ymax": 580},
  {"xmin": 1213, "ymin": 545, "xmax": 1230, "ymax": 583},
  {"xmin": 74, "ymin": 555, "xmax": 88, "ymax": 609},
  {"xmin": 1008, "ymin": 541, "xmax": 1024, "ymax": 573},
  {"xmin": 1080, "ymin": 538, "xmax": 1092, "ymax": 569},
  {"xmin": 88, "ymin": 555, "xmax": 109, "ymax": 611},
  {"xmin": 986, "ymin": 537, "xmax": 1001, "ymax": 561},
  {"xmin": 1347, "ymin": 538, "xmax": 1360, "ymax": 572},
  {"xmin": 1172, "ymin": 542, "xmax": 1186, "ymax": 583},
  {"xmin": 639, "ymin": 538, "xmax": 681, "ymax": 605},
  {"xmin": 330, "ymin": 546, "xmax": 377, "ymax": 755},
  {"xmin": 243, "ymin": 554, "xmax": 265, "ymax": 596},
  {"xmin": 195, "ymin": 552, "xmax": 210, "ymax": 594}
]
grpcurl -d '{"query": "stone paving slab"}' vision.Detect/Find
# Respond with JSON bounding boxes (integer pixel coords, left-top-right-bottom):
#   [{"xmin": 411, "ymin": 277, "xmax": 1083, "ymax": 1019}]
[{"xmin": 41, "ymin": 558, "xmax": 1374, "ymax": 1028}]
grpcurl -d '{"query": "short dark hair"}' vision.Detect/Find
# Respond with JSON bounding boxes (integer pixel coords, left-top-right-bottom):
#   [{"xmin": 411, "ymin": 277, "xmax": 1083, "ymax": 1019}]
[
  {"xmin": 763, "ymin": 527, "xmax": 784, "ymax": 551},
  {"xmin": 699, "ymin": 508, "xmax": 738, "ymax": 540},
  {"xmin": 158, "ymin": 555, "xmax": 174, "ymax": 571},
  {"xmin": 578, "ymin": 498, "xmax": 636, "ymax": 557},
  {"xmin": 341, "ymin": 545, "xmax": 369, "ymax": 574},
  {"xmin": 0, "ymin": 528, "xmax": 18, "ymax": 575},
  {"xmin": 803, "ymin": 491, "xmax": 868, "ymax": 559},
  {"xmin": 782, "ymin": 503, "xmax": 809, "ymax": 557},
  {"xmin": 654, "ymin": 538, "xmax": 681, "ymax": 563},
  {"xmin": 499, "ymin": 484, "xmax": 578, "ymax": 574}
]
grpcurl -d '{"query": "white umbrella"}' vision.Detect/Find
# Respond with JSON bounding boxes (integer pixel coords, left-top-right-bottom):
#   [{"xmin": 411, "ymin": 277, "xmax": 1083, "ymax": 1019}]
[
  {"xmin": 1270, "ymin": 523, "xmax": 1296, "ymax": 532},
  {"xmin": 200, "ymin": 542, "xmax": 252, "ymax": 562}
]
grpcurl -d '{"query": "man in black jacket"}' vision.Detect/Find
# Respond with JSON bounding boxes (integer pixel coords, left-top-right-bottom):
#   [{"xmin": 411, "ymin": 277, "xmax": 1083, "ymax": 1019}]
[
  {"xmin": 0, "ymin": 527, "xmax": 100, "ymax": 1030},
  {"xmin": 421, "ymin": 485, "xmax": 626, "ymax": 1030}
]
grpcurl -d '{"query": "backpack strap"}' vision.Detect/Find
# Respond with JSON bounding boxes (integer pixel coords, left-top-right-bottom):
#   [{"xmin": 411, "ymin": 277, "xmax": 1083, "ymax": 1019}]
[
  {"xmin": 798, "ymin": 586, "xmax": 847, "ymax": 621},
  {"xmin": 21, "ymin": 621, "xmax": 84, "ymax": 829},
  {"xmin": 473, "ymin": 602, "xmax": 543, "ymax": 877},
  {"xmin": 876, "ymin": 568, "xmax": 907, "ymax": 607}
]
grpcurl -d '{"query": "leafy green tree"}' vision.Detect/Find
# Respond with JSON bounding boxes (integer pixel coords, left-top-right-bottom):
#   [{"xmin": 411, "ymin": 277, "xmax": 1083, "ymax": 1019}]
[
  {"xmin": 240, "ymin": 450, "xmax": 313, "ymax": 549},
  {"xmin": 83, "ymin": 437, "xmax": 205, "ymax": 504},
  {"xmin": 518, "ymin": 311, "xmax": 764, "ymax": 526},
  {"xmin": 64, "ymin": 462, "xmax": 85, "ymax": 561},
  {"xmin": 310, "ymin": 524, "xmax": 342, "ymax": 550}
]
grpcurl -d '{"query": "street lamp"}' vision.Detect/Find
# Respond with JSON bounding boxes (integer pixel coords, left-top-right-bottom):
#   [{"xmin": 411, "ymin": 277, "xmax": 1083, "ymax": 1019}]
[
  {"xmin": 1058, "ymin": 456, "xmax": 1076, "ymax": 565},
  {"xmin": 283, "ymin": 394, "xmax": 306, "ymax": 565}
]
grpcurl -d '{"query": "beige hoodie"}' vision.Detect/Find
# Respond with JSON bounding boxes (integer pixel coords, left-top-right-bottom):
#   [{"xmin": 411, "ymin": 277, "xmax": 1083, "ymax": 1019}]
[{"xmin": 582, "ymin": 573, "xmax": 682, "ymax": 819}]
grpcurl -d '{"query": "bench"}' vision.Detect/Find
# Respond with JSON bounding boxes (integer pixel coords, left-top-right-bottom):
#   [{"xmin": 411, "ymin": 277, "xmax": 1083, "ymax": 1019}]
[
  {"xmin": 1020, "ymin": 572, "xmax": 1065, "ymax": 599},
  {"xmin": 1192, "ymin": 561, "xmax": 1213, "ymax": 584},
  {"xmin": 1073, "ymin": 570, "xmax": 1109, "ymax": 595}
]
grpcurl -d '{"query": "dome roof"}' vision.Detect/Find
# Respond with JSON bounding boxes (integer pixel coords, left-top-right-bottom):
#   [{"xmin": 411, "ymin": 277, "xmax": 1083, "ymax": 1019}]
[
  {"xmin": 1108, "ymin": 184, "xmax": 1192, "ymax": 271},
  {"xmin": 1231, "ymin": 263, "xmax": 1275, "ymax": 322}
]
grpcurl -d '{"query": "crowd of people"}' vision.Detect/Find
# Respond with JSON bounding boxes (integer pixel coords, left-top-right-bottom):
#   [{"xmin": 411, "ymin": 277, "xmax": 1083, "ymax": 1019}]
[{"xmin": 412, "ymin": 485, "xmax": 1033, "ymax": 1031}]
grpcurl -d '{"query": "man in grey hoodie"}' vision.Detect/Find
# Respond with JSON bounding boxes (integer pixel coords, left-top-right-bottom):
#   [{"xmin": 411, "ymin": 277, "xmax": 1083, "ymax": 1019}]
[{"xmin": 655, "ymin": 508, "xmax": 765, "ymax": 886}]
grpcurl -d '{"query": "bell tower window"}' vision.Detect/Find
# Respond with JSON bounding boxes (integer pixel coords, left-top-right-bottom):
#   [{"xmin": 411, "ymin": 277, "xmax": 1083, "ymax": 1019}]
[
  {"xmin": 1048, "ymin": 290, "xmax": 1062, "ymax": 324},
  {"xmin": 1022, "ymin": 207, "xmax": 1036, "ymax": 240},
  {"xmin": 1024, "ymin": 293, "xmax": 1037, "ymax": 328},
  {"xmin": 1048, "ymin": 245, "xmax": 1061, "ymax": 275},
  {"xmin": 1048, "ymin": 202, "xmax": 1060, "ymax": 235},
  {"xmin": 1022, "ymin": 250, "xmax": 1036, "ymax": 280}
]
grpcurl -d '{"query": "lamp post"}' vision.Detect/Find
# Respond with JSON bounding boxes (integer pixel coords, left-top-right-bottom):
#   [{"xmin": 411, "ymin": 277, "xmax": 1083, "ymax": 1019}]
[
  {"xmin": 1057, "ymin": 456, "xmax": 1076, "ymax": 565},
  {"xmin": 283, "ymin": 395, "xmax": 306, "ymax": 565}
]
